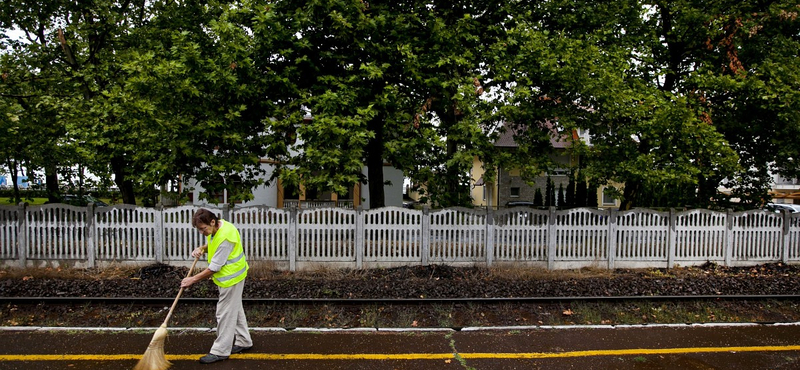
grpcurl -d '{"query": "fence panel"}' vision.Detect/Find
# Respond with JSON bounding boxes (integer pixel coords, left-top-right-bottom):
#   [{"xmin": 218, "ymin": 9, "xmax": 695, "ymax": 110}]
[
  {"xmin": 555, "ymin": 208, "xmax": 608, "ymax": 261},
  {"xmin": 162, "ymin": 205, "xmax": 211, "ymax": 261},
  {"xmin": 789, "ymin": 213, "xmax": 800, "ymax": 261},
  {"xmin": 616, "ymin": 209, "xmax": 669, "ymax": 262},
  {"xmin": 675, "ymin": 209, "xmax": 726, "ymax": 263},
  {"xmin": 5, "ymin": 204, "xmax": 799, "ymax": 269},
  {"xmin": 492, "ymin": 208, "xmax": 548, "ymax": 262},
  {"xmin": 297, "ymin": 208, "xmax": 356, "ymax": 262},
  {"xmin": 429, "ymin": 207, "xmax": 486, "ymax": 263},
  {"xmin": 94, "ymin": 205, "xmax": 158, "ymax": 261},
  {"xmin": 363, "ymin": 207, "xmax": 421, "ymax": 262},
  {"xmin": 25, "ymin": 205, "xmax": 87, "ymax": 260},
  {"xmin": 0, "ymin": 207, "xmax": 18, "ymax": 259},
  {"xmin": 232, "ymin": 206, "xmax": 290, "ymax": 260},
  {"xmin": 731, "ymin": 211, "xmax": 783, "ymax": 263}
]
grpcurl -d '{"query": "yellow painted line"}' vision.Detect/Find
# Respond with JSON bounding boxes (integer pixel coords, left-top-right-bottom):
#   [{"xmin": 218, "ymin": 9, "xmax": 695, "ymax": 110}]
[
  {"xmin": 1, "ymin": 346, "xmax": 800, "ymax": 362},
  {"xmin": 460, "ymin": 345, "xmax": 800, "ymax": 359}
]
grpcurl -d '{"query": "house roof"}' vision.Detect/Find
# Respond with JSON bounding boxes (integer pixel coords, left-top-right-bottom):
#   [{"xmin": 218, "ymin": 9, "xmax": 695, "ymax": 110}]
[{"xmin": 494, "ymin": 121, "xmax": 575, "ymax": 149}]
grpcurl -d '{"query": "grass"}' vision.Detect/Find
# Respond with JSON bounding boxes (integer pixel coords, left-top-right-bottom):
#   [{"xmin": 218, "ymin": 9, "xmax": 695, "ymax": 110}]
[
  {"xmin": 1, "ymin": 197, "xmax": 130, "ymax": 206},
  {"xmin": 3, "ymin": 299, "xmax": 799, "ymax": 329},
  {"xmin": 488, "ymin": 264, "xmax": 615, "ymax": 280},
  {"xmin": 358, "ymin": 306, "xmax": 381, "ymax": 327}
]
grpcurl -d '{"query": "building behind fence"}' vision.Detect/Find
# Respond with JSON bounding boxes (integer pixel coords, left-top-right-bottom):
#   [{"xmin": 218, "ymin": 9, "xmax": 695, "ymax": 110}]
[{"xmin": 0, "ymin": 204, "xmax": 798, "ymax": 271}]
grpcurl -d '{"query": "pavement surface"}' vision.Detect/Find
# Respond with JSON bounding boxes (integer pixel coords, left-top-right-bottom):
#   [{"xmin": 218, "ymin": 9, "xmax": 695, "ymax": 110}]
[{"xmin": 1, "ymin": 324, "xmax": 800, "ymax": 369}]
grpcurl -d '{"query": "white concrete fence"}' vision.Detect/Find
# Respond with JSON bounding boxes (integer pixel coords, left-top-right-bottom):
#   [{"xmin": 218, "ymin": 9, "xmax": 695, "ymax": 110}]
[{"xmin": 0, "ymin": 203, "xmax": 798, "ymax": 271}]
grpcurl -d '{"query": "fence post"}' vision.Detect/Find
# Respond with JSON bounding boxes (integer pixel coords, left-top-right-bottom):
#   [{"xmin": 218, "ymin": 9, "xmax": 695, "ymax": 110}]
[
  {"xmin": 607, "ymin": 209, "xmax": 617, "ymax": 270},
  {"xmin": 421, "ymin": 206, "xmax": 430, "ymax": 266},
  {"xmin": 289, "ymin": 207, "xmax": 297, "ymax": 272},
  {"xmin": 486, "ymin": 207, "xmax": 494, "ymax": 267},
  {"xmin": 86, "ymin": 203, "xmax": 96, "ymax": 268},
  {"xmin": 222, "ymin": 204, "xmax": 230, "ymax": 221},
  {"xmin": 724, "ymin": 209, "xmax": 733, "ymax": 266},
  {"xmin": 17, "ymin": 203, "xmax": 27, "ymax": 267},
  {"xmin": 782, "ymin": 210, "xmax": 790, "ymax": 264},
  {"xmin": 355, "ymin": 206, "xmax": 364, "ymax": 269},
  {"xmin": 667, "ymin": 208, "xmax": 676, "ymax": 269},
  {"xmin": 154, "ymin": 205, "xmax": 164, "ymax": 264},
  {"xmin": 547, "ymin": 206, "xmax": 556, "ymax": 270}
]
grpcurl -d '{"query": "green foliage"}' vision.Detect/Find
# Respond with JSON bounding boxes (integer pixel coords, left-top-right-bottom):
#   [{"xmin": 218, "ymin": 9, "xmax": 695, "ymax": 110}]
[
  {"xmin": 1, "ymin": 0, "xmax": 796, "ymax": 210},
  {"xmin": 533, "ymin": 188, "xmax": 543, "ymax": 207},
  {"xmin": 565, "ymin": 177, "xmax": 576, "ymax": 208},
  {"xmin": 545, "ymin": 176, "xmax": 555, "ymax": 207},
  {"xmin": 497, "ymin": 0, "xmax": 798, "ymax": 210}
]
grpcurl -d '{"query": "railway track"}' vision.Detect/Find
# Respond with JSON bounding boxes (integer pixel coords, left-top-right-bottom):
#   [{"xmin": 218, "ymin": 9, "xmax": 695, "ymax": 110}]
[{"xmin": 2, "ymin": 294, "xmax": 799, "ymax": 304}]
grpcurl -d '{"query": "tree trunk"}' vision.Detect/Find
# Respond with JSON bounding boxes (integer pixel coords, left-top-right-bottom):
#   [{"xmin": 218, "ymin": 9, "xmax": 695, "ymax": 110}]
[
  {"xmin": 45, "ymin": 162, "xmax": 60, "ymax": 203},
  {"xmin": 6, "ymin": 160, "xmax": 21, "ymax": 204},
  {"xmin": 619, "ymin": 180, "xmax": 642, "ymax": 211},
  {"xmin": 366, "ymin": 114, "xmax": 385, "ymax": 209},
  {"xmin": 111, "ymin": 156, "xmax": 136, "ymax": 204},
  {"xmin": 445, "ymin": 137, "xmax": 460, "ymax": 201},
  {"xmin": 575, "ymin": 175, "xmax": 587, "ymax": 207}
]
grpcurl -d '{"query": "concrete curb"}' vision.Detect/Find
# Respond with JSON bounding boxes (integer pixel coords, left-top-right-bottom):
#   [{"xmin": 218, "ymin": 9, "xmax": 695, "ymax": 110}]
[{"xmin": 1, "ymin": 322, "xmax": 799, "ymax": 333}]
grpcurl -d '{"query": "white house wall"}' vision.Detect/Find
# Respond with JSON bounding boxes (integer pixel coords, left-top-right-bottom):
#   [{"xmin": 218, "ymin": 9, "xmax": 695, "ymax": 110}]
[
  {"xmin": 188, "ymin": 162, "xmax": 280, "ymax": 207},
  {"xmin": 188, "ymin": 162, "xmax": 403, "ymax": 209},
  {"xmin": 360, "ymin": 166, "xmax": 404, "ymax": 209}
]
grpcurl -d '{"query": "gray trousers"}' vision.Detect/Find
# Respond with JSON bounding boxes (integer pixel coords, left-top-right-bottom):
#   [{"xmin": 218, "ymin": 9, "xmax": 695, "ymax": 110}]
[{"xmin": 210, "ymin": 280, "xmax": 253, "ymax": 356}]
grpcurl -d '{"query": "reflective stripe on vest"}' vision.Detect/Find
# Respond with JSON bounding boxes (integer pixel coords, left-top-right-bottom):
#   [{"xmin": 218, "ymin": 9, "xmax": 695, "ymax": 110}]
[{"xmin": 206, "ymin": 220, "xmax": 248, "ymax": 288}]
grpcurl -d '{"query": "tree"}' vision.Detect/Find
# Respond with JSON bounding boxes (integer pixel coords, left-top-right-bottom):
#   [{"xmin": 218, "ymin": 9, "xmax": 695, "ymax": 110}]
[
  {"xmin": 0, "ymin": 2, "xmax": 75, "ymax": 204},
  {"xmin": 119, "ymin": 1, "xmax": 273, "ymax": 205},
  {"xmin": 1, "ymin": 1, "xmax": 274, "ymax": 205},
  {"xmin": 691, "ymin": 2, "xmax": 800, "ymax": 206},
  {"xmin": 574, "ymin": 172, "xmax": 588, "ymax": 208},
  {"xmin": 544, "ymin": 176, "xmax": 554, "ymax": 207},
  {"xmin": 500, "ymin": 1, "xmax": 749, "ymax": 210},
  {"xmin": 239, "ymin": 0, "xmax": 524, "ymax": 209},
  {"xmin": 587, "ymin": 182, "xmax": 599, "ymax": 208},
  {"xmin": 4, "ymin": 0, "xmax": 795, "ymax": 211},
  {"xmin": 565, "ymin": 176, "xmax": 576, "ymax": 208},
  {"xmin": 533, "ymin": 188, "xmax": 543, "ymax": 207}
]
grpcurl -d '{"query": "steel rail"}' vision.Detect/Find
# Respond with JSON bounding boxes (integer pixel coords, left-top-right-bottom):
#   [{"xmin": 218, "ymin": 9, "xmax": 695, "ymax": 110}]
[{"xmin": 1, "ymin": 294, "xmax": 798, "ymax": 304}]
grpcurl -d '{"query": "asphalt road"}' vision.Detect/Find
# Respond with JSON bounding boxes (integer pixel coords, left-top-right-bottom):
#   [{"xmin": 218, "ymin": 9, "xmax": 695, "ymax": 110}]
[{"xmin": 1, "ymin": 324, "xmax": 800, "ymax": 369}]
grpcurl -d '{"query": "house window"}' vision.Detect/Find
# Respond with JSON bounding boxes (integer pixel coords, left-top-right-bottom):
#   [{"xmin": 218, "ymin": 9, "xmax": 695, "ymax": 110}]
[
  {"xmin": 283, "ymin": 183, "xmax": 300, "ymax": 200},
  {"xmin": 510, "ymin": 187, "xmax": 520, "ymax": 198},
  {"xmin": 203, "ymin": 176, "xmax": 225, "ymax": 204},
  {"xmin": 602, "ymin": 187, "xmax": 616, "ymax": 206}
]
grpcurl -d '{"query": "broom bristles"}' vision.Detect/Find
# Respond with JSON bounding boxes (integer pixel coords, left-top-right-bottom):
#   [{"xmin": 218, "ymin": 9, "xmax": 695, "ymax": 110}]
[{"xmin": 133, "ymin": 324, "xmax": 171, "ymax": 370}]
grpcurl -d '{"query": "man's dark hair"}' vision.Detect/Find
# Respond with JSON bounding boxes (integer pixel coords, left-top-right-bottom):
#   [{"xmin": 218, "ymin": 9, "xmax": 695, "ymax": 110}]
[{"xmin": 192, "ymin": 208, "xmax": 219, "ymax": 227}]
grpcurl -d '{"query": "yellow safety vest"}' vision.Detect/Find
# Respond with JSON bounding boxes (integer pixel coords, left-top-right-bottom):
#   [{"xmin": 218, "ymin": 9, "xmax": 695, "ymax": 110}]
[{"xmin": 206, "ymin": 220, "xmax": 248, "ymax": 288}]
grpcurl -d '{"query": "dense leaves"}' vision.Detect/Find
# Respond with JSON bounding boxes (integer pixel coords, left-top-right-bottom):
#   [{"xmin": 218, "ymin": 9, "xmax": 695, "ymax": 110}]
[{"xmin": 1, "ymin": 0, "xmax": 798, "ymax": 209}]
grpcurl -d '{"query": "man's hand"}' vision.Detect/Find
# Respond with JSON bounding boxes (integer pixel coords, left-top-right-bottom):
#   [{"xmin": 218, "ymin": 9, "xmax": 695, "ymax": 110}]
[
  {"xmin": 180, "ymin": 268, "xmax": 214, "ymax": 288},
  {"xmin": 191, "ymin": 246, "xmax": 207, "ymax": 259},
  {"xmin": 180, "ymin": 276, "xmax": 196, "ymax": 288}
]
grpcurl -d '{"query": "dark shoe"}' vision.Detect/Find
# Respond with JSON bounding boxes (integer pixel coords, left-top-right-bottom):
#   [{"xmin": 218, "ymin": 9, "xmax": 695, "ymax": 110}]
[
  {"xmin": 199, "ymin": 353, "xmax": 228, "ymax": 364},
  {"xmin": 231, "ymin": 345, "xmax": 253, "ymax": 354}
]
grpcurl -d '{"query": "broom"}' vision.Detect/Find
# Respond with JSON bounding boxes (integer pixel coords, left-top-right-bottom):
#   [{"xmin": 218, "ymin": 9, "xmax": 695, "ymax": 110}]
[{"xmin": 133, "ymin": 256, "xmax": 199, "ymax": 370}]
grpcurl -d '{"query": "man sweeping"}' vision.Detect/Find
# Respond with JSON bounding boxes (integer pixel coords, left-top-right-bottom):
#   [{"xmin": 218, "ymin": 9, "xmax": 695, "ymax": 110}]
[{"xmin": 181, "ymin": 208, "xmax": 254, "ymax": 364}]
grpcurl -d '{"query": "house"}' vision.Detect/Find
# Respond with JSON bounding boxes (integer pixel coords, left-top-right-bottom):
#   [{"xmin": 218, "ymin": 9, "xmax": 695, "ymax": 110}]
[
  {"xmin": 768, "ymin": 174, "xmax": 800, "ymax": 205},
  {"xmin": 471, "ymin": 122, "xmax": 619, "ymax": 209},
  {"xmin": 186, "ymin": 160, "xmax": 404, "ymax": 209},
  {"xmin": 186, "ymin": 115, "xmax": 404, "ymax": 209}
]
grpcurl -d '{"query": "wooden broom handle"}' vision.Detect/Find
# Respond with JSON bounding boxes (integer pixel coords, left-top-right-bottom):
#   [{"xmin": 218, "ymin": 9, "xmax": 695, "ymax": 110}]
[{"xmin": 162, "ymin": 256, "xmax": 199, "ymax": 326}]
